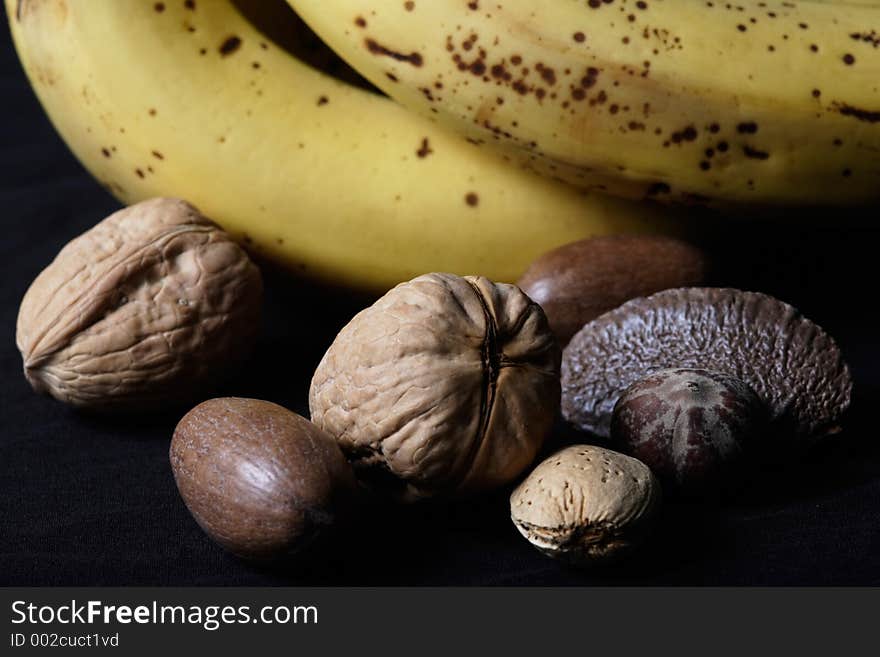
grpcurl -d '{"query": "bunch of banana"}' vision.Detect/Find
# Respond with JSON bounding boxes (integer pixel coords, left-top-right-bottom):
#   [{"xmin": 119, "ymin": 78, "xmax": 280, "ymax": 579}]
[
  {"xmin": 6, "ymin": 0, "xmax": 686, "ymax": 291},
  {"xmin": 288, "ymin": 0, "xmax": 880, "ymax": 206}
]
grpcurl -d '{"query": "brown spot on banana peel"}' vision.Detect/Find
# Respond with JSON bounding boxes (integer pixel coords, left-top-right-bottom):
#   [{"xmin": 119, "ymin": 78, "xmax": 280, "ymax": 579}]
[
  {"xmin": 416, "ymin": 137, "xmax": 432, "ymax": 158},
  {"xmin": 834, "ymin": 103, "xmax": 880, "ymax": 124},
  {"xmin": 850, "ymin": 30, "xmax": 880, "ymax": 48},
  {"xmin": 219, "ymin": 35, "xmax": 242, "ymax": 56},
  {"xmin": 365, "ymin": 38, "xmax": 423, "ymax": 67},
  {"xmin": 742, "ymin": 145, "xmax": 770, "ymax": 160}
]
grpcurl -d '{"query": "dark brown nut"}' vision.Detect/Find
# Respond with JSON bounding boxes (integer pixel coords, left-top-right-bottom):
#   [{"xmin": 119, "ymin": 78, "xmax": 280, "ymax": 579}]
[
  {"xmin": 510, "ymin": 445, "xmax": 660, "ymax": 565},
  {"xmin": 16, "ymin": 198, "xmax": 262, "ymax": 411},
  {"xmin": 562, "ymin": 288, "xmax": 852, "ymax": 443},
  {"xmin": 610, "ymin": 368, "xmax": 766, "ymax": 495},
  {"xmin": 170, "ymin": 397, "xmax": 356, "ymax": 561},
  {"xmin": 309, "ymin": 272, "xmax": 560, "ymax": 502},
  {"xmin": 517, "ymin": 235, "xmax": 707, "ymax": 346}
]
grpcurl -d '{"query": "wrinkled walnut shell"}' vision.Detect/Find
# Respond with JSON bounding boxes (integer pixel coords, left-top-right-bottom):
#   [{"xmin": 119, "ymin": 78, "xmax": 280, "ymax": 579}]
[
  {"xmin": 510, "ymin": 445, "xmax": 660, "ymax": 565},
  {"xmin": 309, "ymin": 272, "xmax": 561, "ymax": 501},
  {"xmin": 562, "ymin": 288, "xmax": 851, "ymax": 442},
  {"xmin": 16, "ymin": 198, "xmax": 262, "ymax": 411}
]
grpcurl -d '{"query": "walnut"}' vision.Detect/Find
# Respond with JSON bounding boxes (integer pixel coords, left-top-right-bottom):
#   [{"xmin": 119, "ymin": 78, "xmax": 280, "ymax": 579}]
[
  {"xmin": 16, "ymin": 198, "xmax": 262, "ymax": 411},
  {"xmin": 309, "ymin": 272, "xmax": 560, "ymax": 501}
]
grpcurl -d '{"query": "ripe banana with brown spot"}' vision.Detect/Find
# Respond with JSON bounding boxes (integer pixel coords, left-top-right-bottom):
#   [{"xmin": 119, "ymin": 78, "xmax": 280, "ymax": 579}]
[
  {"xmin": 6, "ymin": 0, "xmax": 686, "ymax": 292},
  {"xmin": 287, "ymin": 0, "xmax": 880, "ymax": 207}
]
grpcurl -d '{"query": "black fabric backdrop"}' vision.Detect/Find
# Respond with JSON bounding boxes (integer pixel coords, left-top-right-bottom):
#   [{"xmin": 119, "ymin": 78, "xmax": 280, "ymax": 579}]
[{"xmin": 2, "ymin": 8, "xmax": 879, "ymax": 586}]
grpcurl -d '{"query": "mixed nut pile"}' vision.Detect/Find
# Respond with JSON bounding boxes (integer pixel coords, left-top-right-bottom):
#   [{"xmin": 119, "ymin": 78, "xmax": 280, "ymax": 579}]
[{"xmin": 16, "ymin": 198, "xmax": 853, "ymax": 567}]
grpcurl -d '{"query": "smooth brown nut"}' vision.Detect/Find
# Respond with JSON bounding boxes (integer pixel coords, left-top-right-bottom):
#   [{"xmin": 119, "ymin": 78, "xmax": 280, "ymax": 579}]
[
  {"xmin": 16, "ymin": 198, "xmax": 262, "ymax": 411},
  {"xmin": 562, "ymin": 288, "xmax": 852, "ymax": 442},
  {"xmin": 170, "ymin": 397, "xmax": 356, "ymax": 561},
  {"xmin": 510, "ymin": 445, "xmax": 660, "ymax": 565},
  {"xmin": 309, "ymin": 272, "xmax": 561, "ymax": 502},
  {"xmin": 611, "ymin": 368, "xmax": 766, "ymax": 495},
  {"xmin": 517, "ymin": 235, "xmax": 707, "ymax": 347}
]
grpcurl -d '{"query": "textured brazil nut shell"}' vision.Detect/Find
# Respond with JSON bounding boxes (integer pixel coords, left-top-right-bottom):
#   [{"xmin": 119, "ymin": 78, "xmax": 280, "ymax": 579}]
[
  {"xmin": 16, "ymin": 198, "xmax": 262, "ymax": 410},
  {"xmin": 510, "ymin": 445, "xmax": 660, "ymax": 565},
  {"xmin": 561, "ymin": 288, "xmax": 852, "ymax": 442},
  {"xmin": 171, "ymin": 398, "xmax": 355, "ymax": 561},
  {"xmin": 309, "ymin": 272, "xmax": 560, "ymax": 501}
]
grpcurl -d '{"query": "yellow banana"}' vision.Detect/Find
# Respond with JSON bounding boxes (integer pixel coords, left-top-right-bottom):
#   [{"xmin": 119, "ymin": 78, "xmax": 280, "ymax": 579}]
[
  {"xmin": 6, "ymin": 0, "xmax": 681, "ymax": 292},
  {"xmin": 287, "ymin": 0, "xmax": 880, "ymax": 206}
]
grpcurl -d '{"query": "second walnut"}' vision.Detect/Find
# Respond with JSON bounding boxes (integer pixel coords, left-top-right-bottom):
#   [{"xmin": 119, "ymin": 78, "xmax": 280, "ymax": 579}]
[
  {"xmin": 16, "ymin": 198, "xmax": 262, "ymax": 411},
  {"xmin": 309, "ymin": 272, "xmax": 561, "ymax": 502}
]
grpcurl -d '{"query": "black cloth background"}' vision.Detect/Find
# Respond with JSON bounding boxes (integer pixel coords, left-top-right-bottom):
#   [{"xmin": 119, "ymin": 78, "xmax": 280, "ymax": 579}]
[{"xmin": 1, "ymin": 9, "xmax": 879, "ymax": 586}]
